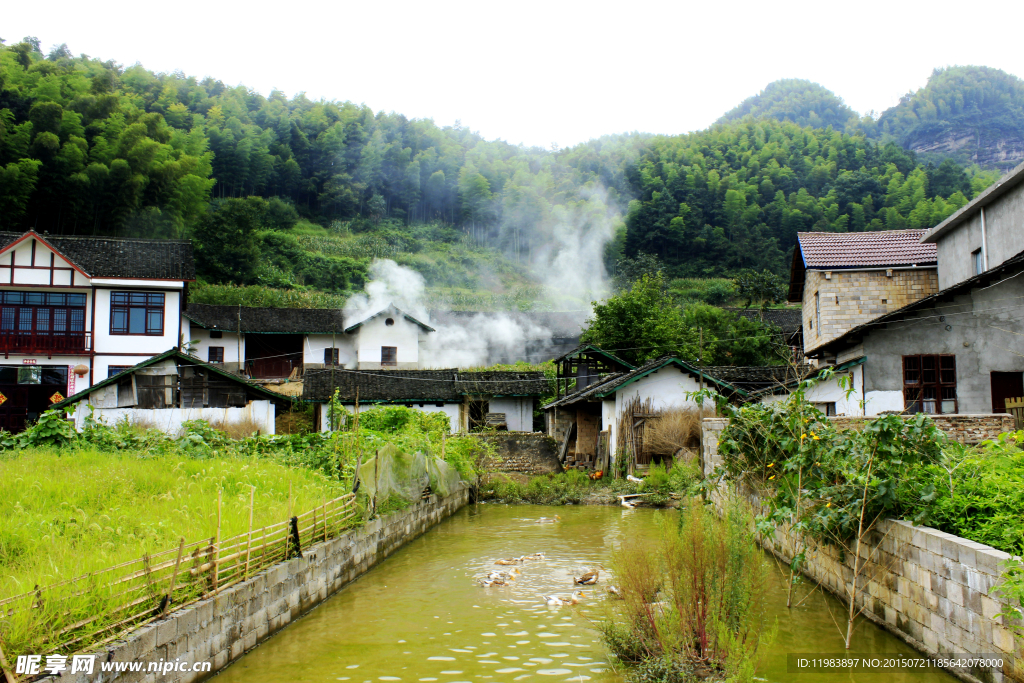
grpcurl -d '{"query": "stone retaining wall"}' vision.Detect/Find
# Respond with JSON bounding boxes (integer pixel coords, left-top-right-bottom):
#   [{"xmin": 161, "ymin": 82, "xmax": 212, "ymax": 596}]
[
  {"xmin": 50, "ymin": 488, "xmax": 470, "ymax": 683},
  {"xmin": 475, "ymin": 432, "xmax": 562, "ymax": 474},
  {"xmin": 701, "ymin": 417, "xmax": 1024, "ymax": 683}
]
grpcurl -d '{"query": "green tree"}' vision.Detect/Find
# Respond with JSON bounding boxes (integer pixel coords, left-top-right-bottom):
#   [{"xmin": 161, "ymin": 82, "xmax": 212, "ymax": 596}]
[
  {"xmin": 192, "ymin": 197, "xmax": 267, "ymax": 284},
  {"xmin": 735, "ymin": 269, "xmax": 786, "ymax": 317},
  {"xmin": 580, "ymin": 273, "xmax": 698, "ymax": 365}
]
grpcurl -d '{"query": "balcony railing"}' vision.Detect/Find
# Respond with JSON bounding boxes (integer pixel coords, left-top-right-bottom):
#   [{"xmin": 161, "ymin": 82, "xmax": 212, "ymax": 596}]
[{"xmin": 0, "ymin": 332, "xmax": 92, "ymax": 357}]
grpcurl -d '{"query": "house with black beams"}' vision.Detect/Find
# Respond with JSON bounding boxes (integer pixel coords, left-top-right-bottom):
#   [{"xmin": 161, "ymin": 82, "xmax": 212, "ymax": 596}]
[{"xmin": 0, "ymin": 230, "xmax": 194, "ymax": 431}]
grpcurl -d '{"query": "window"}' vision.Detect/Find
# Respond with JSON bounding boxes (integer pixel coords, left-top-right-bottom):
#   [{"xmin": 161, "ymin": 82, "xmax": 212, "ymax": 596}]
[
  {"xmin": 381, "ymin": 346, "xmax": 397, "ymax": 367},
  {"xmin": 385, "ymin": 317, "xmax": 395, "ymax": 326},
  {"xmin": 904, "ymin": 355, "xmax": 957, "ymax": 414},
  {"xmin": 110, "ymin": 292, "xmax": 164, "ymax": 335},
  {"xmin": 210, "ymin": 330, "xmax": 223, "ymax": 339},
  {"xmin": 973, "ymin": 248, "xmax": 984, "ymax": 276},
  {"xmin": 324, "ymin": 347, "xmax": 340, "ymax": 365},
  {"xmin": 814, "ymin": 291, "xmax": 820, "ymax": 335},
  {"xmin": 813, "ymin": 402, "xmax": 837, "ymax": 416},
  {"xmin": 107, "ymin": 365, "xmax": 131, "ymax": 378},
  {"xmin": 208, "ymin": 347, "xmax": 225, "ymax": 363}
]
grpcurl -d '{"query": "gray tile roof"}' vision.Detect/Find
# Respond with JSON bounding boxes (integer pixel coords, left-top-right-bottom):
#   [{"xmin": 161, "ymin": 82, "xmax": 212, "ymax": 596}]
[
  {"xmin": 303, "ymin": 369, "xmax": 548, "ymax": 402},
  {"xmin": 702, "ymin": 365, "xmax": 815, "ymax": 392},
  {"xmin": 185, "ymin": 304, "xmax": 345, "ymax": 334},
  {"xmin": 727, "ymin": 308, "xmax": 803, "ymax": 335},
  {"xmin": 0, "ymin": 231, "xmax": 195, "ymax": 280}
]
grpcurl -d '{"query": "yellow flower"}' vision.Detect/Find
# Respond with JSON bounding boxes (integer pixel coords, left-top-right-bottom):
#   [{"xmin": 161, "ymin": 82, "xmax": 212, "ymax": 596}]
[
  {"xmin": 826, "ymin": 502, "xmax": 831, "ymax": 508},
  {"xmin": 813, "ymin": 435, "xmax": 821, "ymax": 441},
  {"xmin": 815, "ymin": 462, "xmax": 820, "ymax": 466},
  {"xmin": 767, "ymin": 463, "xmax": 775, "ymax": 468},
  {"xmin": 801, "ymin": 433, "xmax": 807, "ymax": 440},
  {"xmin": 769, "ymin": 475, "xmax": 776, "ymax": 480}
]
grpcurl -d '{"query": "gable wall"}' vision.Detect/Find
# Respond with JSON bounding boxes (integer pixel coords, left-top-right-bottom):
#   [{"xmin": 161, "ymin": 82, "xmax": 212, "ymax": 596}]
[
  {"xmin": 935, "ymin": 183, "xmax": 1024, "ymax": 289},
  {"xmin": 802, "ymin": 268, "xmax": 938, "ymax": 354},
  {"xmin": 0, "ymin": 238, "xmax": 86, "ymax": 287},
  {"xmin": 355, "ymin": 316, "xmax": 421, "ymax": 369}
]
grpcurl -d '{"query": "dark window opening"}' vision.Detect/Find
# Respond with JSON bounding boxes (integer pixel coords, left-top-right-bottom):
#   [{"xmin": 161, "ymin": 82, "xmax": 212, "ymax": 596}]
[
  {"xmin": 904, "ymin": 355, "xmax": 957, "ymax": 414},
  {"xmin": 136, "ymin": 375, "xmax": 174, "ymax": 409},
  {"xmin": 468, "ymin": 399, "xmax": 489, "ymax": 430},
  {"xmin": 324, "ymin": 347, "xmax": 340, "ymax": 365},
  {"xmin": 110, "ymin": 292, "xmax": 164, "ymax": 335},
  {"xmin": 385, "ymin": 317, "xmax": 395, "ymax": 326},
  {"xmin": 991, "ymin": 371, "xmax": 1024, "ymax": 413},
  {"xmin": 209, "ymin": 330, "xmax": 223, "ymax": 339},
  {"xmin": 208, "ymin": 347, "xmax": 224, "ymax": 363},
  {"xmin": 107, "ymin": 365, "xmax": 131, "ymax": 378},
  {"xmin": 381, "ymin": 346, "xmax": 397, "ymax": 367}
]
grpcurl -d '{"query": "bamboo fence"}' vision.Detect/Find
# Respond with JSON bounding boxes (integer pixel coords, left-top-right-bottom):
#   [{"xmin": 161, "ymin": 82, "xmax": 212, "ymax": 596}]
[{"xmin": 0, "ymin": 492, "xmax": 358, "ymax": 662}]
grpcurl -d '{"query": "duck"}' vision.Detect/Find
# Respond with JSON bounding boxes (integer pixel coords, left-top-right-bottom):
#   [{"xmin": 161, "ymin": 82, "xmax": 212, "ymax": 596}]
[
  {"xmin": 480, "ymin": 576, "xmax": 514, "ymax": 587},
  {"xmin": 573, "ymin": 567, "xmax": 601, "ymax": 585},
  {"xmin": 619, "ymin": 496, "xmax": 636, "ymax": 509},
  {"xmin": 536, "ymin": 515, "xmax": 561, "ymax": 524},
  {"xmin": 607, "ymin": 585, "xmax": 622, "ymax": 599},
  {"xmin": 494, "ymin": 557, "xmax": 522, "ymax": 566},
  {"xmin": 626, "ymin": 474, "xmax": 644, "ymax": 483},
  {"xmin": 521, "ymin": 552, "xmax": 545, "ymax": 561},
  {"xmin": 544, "ymin": 590, "xmax": 586, "ymax": 606},
  {"xmin": 487, "ymin": 568, "xmax": 520, "ymax": 581}
]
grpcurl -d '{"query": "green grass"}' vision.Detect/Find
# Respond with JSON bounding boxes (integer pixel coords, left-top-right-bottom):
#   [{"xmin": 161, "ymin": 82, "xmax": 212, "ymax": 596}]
[{"xmin": 0, "ymin": 450, "xmax": 346, "ymax": 597}]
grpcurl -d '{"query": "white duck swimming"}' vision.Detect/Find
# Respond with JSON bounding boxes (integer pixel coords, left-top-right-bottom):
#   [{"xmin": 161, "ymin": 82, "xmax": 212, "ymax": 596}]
[{"xmin": 544, "ymin": 590, "xmax": 586, "ymax": 606}]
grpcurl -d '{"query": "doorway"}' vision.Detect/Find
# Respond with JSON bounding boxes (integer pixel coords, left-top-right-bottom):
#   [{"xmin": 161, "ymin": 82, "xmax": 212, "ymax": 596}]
[
  {"xmin": 0, "ymin": 365, "xmax": 69, "ymax": 432},
  {"xmin": 991, "ymin": 371, "xmax": 1024, "ymax": 413}
]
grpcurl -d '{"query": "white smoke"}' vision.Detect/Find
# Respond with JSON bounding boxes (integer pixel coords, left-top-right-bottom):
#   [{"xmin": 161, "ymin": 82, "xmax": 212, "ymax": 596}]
[{"xmin": 343, "ymin": 259, "xmax": 430, "ymax": 321}]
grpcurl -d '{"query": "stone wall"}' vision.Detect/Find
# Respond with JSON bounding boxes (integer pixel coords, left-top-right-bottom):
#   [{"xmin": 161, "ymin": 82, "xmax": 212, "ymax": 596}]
[
  {"xmin": 803, "ymin": 268, "xmax": 938, "ymax": 353},
  {"xmin": 701, "ymin": 417, "xmax": 1024, "ymax": 683},
  {"xmin": 476, "ymin": 432, "xmax": 562, "ymax": 475},
  {"xmin": 831, "ymin": 414, "xmax": 1016, "ymax": 444},
  {"xmin": 48, "ymin": 489, "xmax": 470, "ymax": 683}
]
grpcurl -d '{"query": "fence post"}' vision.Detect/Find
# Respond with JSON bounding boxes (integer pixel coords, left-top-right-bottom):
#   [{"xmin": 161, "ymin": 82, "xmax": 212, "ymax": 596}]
[
  {"xmin": 162, "ymin": 537, "xmax": 186, "ymax": 618},
  {"xmin": 324, "ymin": 500, "xmax": 329, "ymax": 543},
  {"xmin": 0, "ymin": 639, "xmax": 17, "ymax": 683},
  {"xmin": 212, "ymin": 489, "xmax": 222, "ymax": 593},
  {"xmin": 245, "ymin": 485, "xmax": 255, "ymax": 579}
]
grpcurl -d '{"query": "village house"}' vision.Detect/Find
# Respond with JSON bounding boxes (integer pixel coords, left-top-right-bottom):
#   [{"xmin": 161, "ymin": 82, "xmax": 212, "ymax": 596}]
[
  {"xmin": 544, "ymin": 346, "xmax": 745, "ymax": 469},
  {"xmin": 0, "ymin": 230, "xmax": 194, "ymax": 432},
  {"xmin": 302, "ymin": 368, "xmax": 547, "ymax": 433},
  {"xmin": 804, "ymin": 160, "xmax": 1024, "ymax": 415},
  {"xmin": 789, "ymin": 229, "xmax": 938, "ymax": 360},
  {"xmin": 51, "ymin": 348, "xmax": 292, "ymax": 435}
]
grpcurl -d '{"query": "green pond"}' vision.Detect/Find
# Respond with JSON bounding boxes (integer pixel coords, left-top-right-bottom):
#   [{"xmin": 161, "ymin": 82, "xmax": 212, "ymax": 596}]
[{"xmin": 215, "ymin": 504, "xmax": 958, "ymax": 683}]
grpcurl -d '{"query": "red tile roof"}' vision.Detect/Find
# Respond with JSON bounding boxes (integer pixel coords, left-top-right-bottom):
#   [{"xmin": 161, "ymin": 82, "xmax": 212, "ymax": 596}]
[{"xmin": 797, "ymin": 230, "xmax": 937, "ymax": 268}]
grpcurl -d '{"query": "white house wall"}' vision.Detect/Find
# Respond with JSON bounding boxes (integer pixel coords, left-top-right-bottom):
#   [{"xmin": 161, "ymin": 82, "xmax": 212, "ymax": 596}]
[
  {"xmin": 93, "ymin": 288, "xmax": 182, "ymax": 355},
  {"xmin": 183, "ymin": 319, "xmax": 245, "ymax": 367},
  {"xmin": 73, "ymin": 399, "xmax": 275, "ymax": 436},
  {"xmin": 759, "ymin": 366, "xmax": 866, "ymax": 416},
  {"xmin": 602, "ymin": 399, "xmax": 617, "ymax": 458},
  {"xmin": 305, "ymin": 333, "xmax": 356, "ymax": 368},
  {"xmin": 488, "ymin": 397, "xmax": 534, "ymax": 432},
  {"xmin": 355, "ymin": 316, "xmax": 420, "ymax": 369}
]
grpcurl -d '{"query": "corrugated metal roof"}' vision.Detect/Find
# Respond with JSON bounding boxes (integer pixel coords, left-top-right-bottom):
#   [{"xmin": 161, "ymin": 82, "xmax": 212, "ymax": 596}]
[{"xmin": 797, "ymin": 230, "xmax": 937, "ymax": 268}]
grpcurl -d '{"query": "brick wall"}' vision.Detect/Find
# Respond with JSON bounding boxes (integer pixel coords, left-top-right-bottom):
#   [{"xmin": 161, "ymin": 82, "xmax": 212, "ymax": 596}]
[
  {"xmin": 47, "ymin": 489, "xmax": 470, "ymax": 683},
  {"xmin": 701, "ymin": 416, "xmax": 1024, "ymax": 682},
  {"xmin": 831, "ymin": 414, "xmax": 1016, "ymax": 444},
  {"xmin": 575, "ymin": 410, "xmax": 600, "ymax": 458},
  {"xmin": 803, "ymin": 268, "xmax": 939, "ymax": 353},
  {"xmin": 476, "ymin": 432, "xmax": 562, "ymax": 474}
]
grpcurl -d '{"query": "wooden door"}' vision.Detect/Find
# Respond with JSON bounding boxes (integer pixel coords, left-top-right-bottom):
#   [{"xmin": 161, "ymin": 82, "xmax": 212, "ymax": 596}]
[{"xmin": 991, "ymin": 372, "xmax": 1024, "ymax": 413}]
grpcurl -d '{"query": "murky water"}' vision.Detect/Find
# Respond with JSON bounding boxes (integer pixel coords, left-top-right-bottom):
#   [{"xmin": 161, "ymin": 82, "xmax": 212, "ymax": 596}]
[{"xmin": 215, "ymin": 505, "xmax": 957, "ymax": 683}]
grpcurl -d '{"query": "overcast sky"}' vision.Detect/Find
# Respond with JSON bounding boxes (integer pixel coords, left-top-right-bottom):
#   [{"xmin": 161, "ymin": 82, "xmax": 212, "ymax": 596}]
[{"xmin": 6, "ymin": 0, "xmax": 1022, "ymax": 149}]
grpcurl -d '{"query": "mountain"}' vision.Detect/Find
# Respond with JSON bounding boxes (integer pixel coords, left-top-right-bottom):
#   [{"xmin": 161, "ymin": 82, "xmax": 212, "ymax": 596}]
[
  {"xmin": 716, "ymin": 79, "xmax": 862, "ymax": 132},
  {"xmin": 877, "ymin": 66, "xmax": 1024, "ymax": 170}
]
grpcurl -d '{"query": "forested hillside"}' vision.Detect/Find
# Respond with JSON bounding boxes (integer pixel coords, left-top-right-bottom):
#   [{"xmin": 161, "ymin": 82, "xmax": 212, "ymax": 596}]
[
  {"xmin": 0, "ymin": 38, "xmax": 1010, "ymax": 307},
  {"xmin": 717, "ymin": 79, "xmax": 865, "ymax": 133},
  {"xmin": 877, "ymin": 66, "xmax": 1024, "ymax": 170}
]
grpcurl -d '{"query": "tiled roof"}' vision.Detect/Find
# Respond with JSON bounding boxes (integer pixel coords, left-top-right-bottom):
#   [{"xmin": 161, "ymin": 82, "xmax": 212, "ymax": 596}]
[
  {"xmin": 797, "ymin": 230, "xmax": 936, "ymax": 268},
  {"xmin": 703, "ymin": 365, "xmax": 815, "ymax": 392},
  {"xmin": 51, "ymin": 348, "xmax": 293, "ymax": 409},
  {"xmin": 0, "ymin": 232, "xmax": 195, "ymax": 280},
  {"xmin": 552, "ymin": 344, "xmax": 635, "ymax": 369},
  {"xmin": 303, "ymin": 369, "xmax": 548, "ymax": 402},
  {"xmin": 727, "ymin": 308, "xmax": 803, "ymax": 335},
  {"xmin": 545, "ymin": 356, "xmax": 745, "ymax": 409},
  {"xmin": 185, "ymin": 304, "xmax": 345, "ymax": 334},
  {"xmin": 428, "ymin": 310, "xmax": 589, "ymax": 339}
]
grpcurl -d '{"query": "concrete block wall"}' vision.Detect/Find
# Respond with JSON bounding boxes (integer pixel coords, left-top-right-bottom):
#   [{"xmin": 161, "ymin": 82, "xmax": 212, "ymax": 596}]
[
  {"xmin": 701, "ymin": 417, "xmax": 1024, "ymax": 683},
  {"xmin": 803, "ymin": 268, "xmax": 939, "ymax": 353},
  {"xmin": 475, "ymin": 432, "xmax": 562, "ymax": 474},
  {"xmin": 48, "ymin": 488, "xmax": 470, "ymax": 683}
]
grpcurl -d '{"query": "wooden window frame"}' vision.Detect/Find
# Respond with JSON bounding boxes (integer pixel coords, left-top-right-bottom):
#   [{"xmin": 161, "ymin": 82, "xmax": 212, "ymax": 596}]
[
  {"xmin": 381, "ymin": 346, "xmax": 397, "ymax": 367},
  {"xmin": 324, "ymin": 347, "xmax": 340, "ymax": 365},
  {"xmin": 110, "ymin": 292, "xmax": 165, "ymax": 336},
  {"xmin": 903, "ymin": 354, "xmax": 957, "ymax": 414},
  {"xmin": 208, "ymin": 346, "xmax": 225, "ymax": 364}
]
